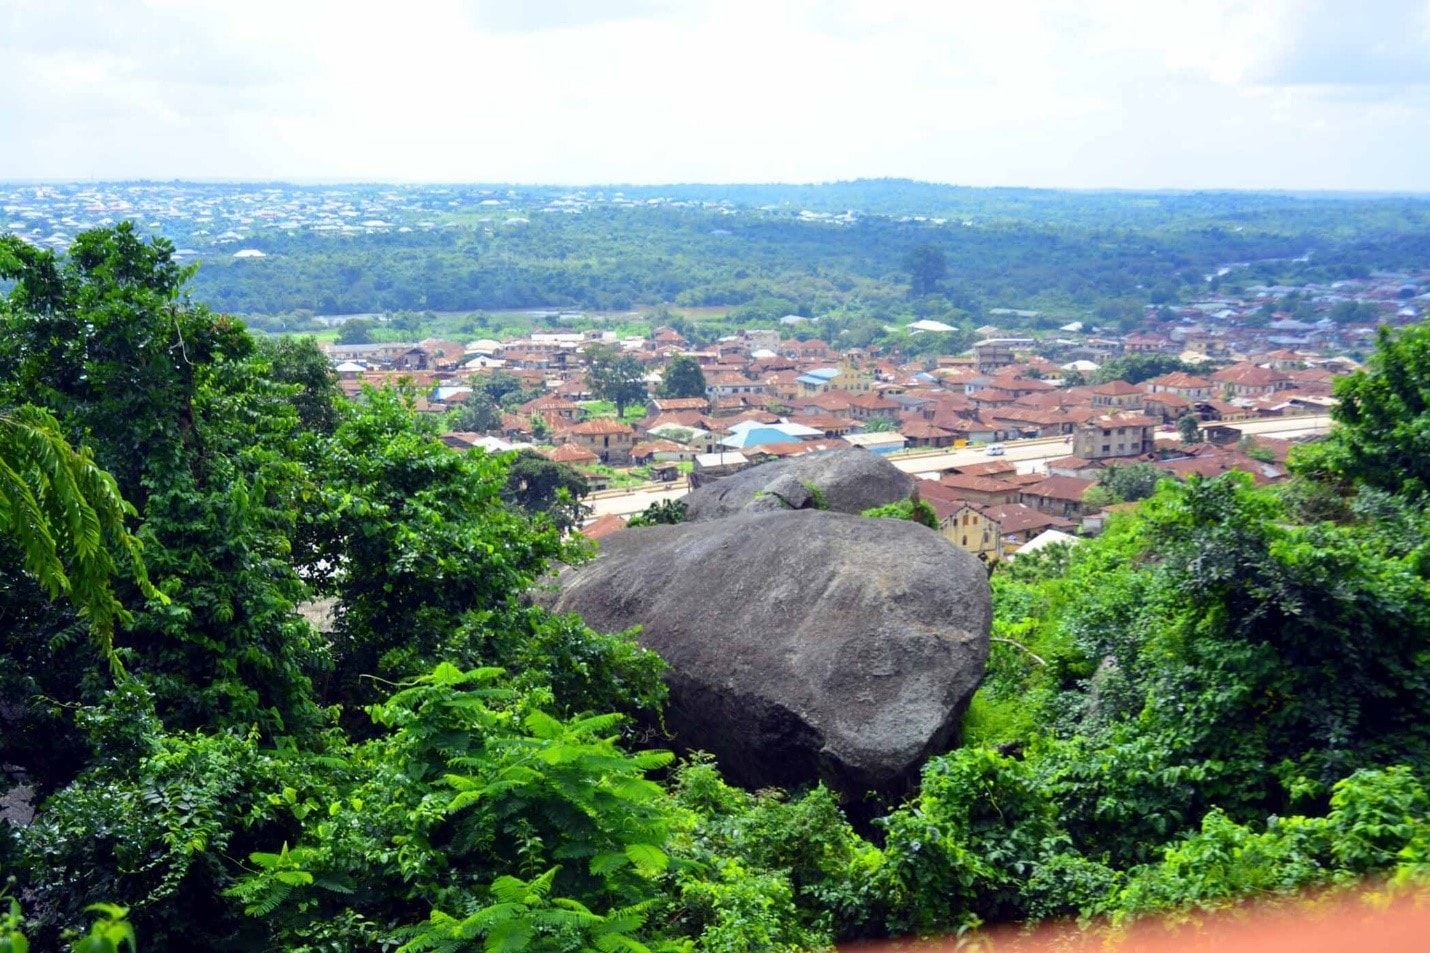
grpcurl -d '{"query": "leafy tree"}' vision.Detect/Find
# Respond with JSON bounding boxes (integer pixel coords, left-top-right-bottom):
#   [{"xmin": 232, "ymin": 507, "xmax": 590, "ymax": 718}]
[
  {"xmin": 474, "ymin": 370, "xmax": 544, "ymax": 409},
  {"xmin": 1293, "ymin": 321, "xmax": 1430, "ymax": 498},
  {"xmin": 336, "ymin": 318, "xmax": 374, "ymax": 345},
  {"xmin": 296, "ymin": 388, "xmax": 570, "ymax": 700},
  {"xmin": 1099, "ymin": 461, "xmax": 1163, "ymax": 502},
  {"xmin": 257, "ymin": 335, "xmax": 343, "ymax": 433},
  {"xmin": 450, "ymin": 389, "xmax": 501, "ymax": 433},
  {"xmin": 1092, "ymin": 353, "xmax": 1193, "ymax": 385},
  {"xmin": 500, "ymin": 449, "xmax": 591, "ymax": 532},
  {"xmin": 1177, "ymin": 413, "xmax": 1201, "ymax": 444},
  {"xmin": 903, "ymin": 244, "xmax": 947, "ymax": 297},
  {"xmin": 1082, "ymin": 483, "xmax": 1115, "ymax": 510},
  {"xmin": 659, "ymin": 355, "xmax": 708, "ymax": 399},
  {"xmin": 0, "ymin": 225, "xmax": 326, "ymax": 737},
  {"xmin": 584, "ymin": 344, "xmax": 648, "ymax": 418}
]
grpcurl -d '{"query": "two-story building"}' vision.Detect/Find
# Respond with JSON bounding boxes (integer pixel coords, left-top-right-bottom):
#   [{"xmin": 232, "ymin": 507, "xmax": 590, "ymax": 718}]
[
  {"xmin": 559, "ymin": 418, "xmax": 637, "ymax": 465},
  {"xmin": 1072, "ymin": 413, "xmax": 1158, "ymax": 460},
  {"xmin": 1090, "ymin": 380, "xmax": 1146, "ymax": 411}
]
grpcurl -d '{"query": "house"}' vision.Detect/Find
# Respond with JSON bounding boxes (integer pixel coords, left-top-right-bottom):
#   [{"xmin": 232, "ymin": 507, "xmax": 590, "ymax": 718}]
[
  {"xmin": 1012, "ymin": 529, "xmax": 1082, "ymax": 558},
  {"xmin": 929, "ymin": 499, "xmax": 1003, "ymax": 562},
  {"xmin": 1019, "ymin": 475, "xmax": 1096, "ymax": 519},
  {"xmin": 544, "ymin": 442, "xmax": 600, "ymax": 466},
  {"xmin": 843, "ymin": 432, "xmax": 906, "ymax": 454},
  {"xmin": 1045, "ymin": 455, "xmax": 1107, "ymax": 480},
  {"xmin": 630, "ymin": 439, "xmax": 696, "ymax": 464},
  {"xmin": 981, "ymin": 502, "xmax": 1077, "ymax": 548},
  {"xmin": 1211, "ymin": 363, "xmax": 1292, "ymax": 397},
  {"xmin": 972, "ymin": 339, "xmax": 1029, "ymax": 373},
  {"xmin": 1144, "ymin": 371, "xmax": 1215, "ymax": 400},
  {"xmin": 1141, "ymin": 391, "xmax": 1192, "ymax": 423},
  {"xmin": 795, "ymin": 367, "xmax": 842, "ymax": 396},
  {"xmin": 692, "ymin": 451, "xmax": 751, "ymax": 482},
  {"xmin": 559, "ymin": 418, "xmax": 637, "ymax": 465},
  {"xmin": 519, "ymin": 395, "xmax": 583, "ymax": 423},
  {"xmin": 898, "ymin": 419, "xmax": 957, "ymax": 448},
  {"xmin": 845, "ymin": 392, "xmax": 901, "ymax": 422},
  {"xmin": 1072, "ymin": 413, "xmax": 1158, "ymax": 460},
  {"xmin": 646, "ymin": 396, "xmax": 709, "ymax": 415},
  {"xmin": 1090, "ymin": 380, "xmax": 1146, "ymax": 411},
  {"xmin": 578, "ymin": 513, "xmax": 629, "ymax": 541},
  {"xmin": 938, "ymin": 473, "xmax": 1020, "ymax": 506},
  {"xmin": 788, "ymin": 413, "xmax": 854, "ymax": 438},
  {"xmin": 705, "ymin": 371, "xmax": 767, "ymax": 401}
]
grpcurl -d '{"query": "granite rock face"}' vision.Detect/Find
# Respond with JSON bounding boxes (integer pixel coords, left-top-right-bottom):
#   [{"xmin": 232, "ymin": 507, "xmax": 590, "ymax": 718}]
[
  {"xmin": 549, "ymin": 509, "xmax": 992, "ymax": 795},
  {"xmin": 684, "ymin": 448, "xmax": 916, "ymax": 521}
]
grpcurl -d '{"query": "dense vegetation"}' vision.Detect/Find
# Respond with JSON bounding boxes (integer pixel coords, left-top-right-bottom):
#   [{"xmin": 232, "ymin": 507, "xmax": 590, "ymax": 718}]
[
  {"xmin": 170, "ymin": 181, "xmax": 1430, "ymax": 345},
  {"xmin": 0, "ymin": 226, "xmax": 1426, "ymax": 951}
]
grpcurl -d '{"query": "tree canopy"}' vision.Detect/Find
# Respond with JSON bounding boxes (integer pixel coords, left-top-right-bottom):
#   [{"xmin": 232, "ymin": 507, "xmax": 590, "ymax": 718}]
[
  {"xmin": 658, "ymin": 354, "xmax": 707, "ymax": 399},
  {"xmin": 583, "ymin": 344, "xmax": 647, "ymax": 417}
]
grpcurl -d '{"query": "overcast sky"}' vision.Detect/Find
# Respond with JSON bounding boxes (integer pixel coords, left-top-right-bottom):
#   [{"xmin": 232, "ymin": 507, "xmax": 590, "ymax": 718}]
[{"xmin": 4, "ymin": 0, "xmax": 1430, "ymax": 190}]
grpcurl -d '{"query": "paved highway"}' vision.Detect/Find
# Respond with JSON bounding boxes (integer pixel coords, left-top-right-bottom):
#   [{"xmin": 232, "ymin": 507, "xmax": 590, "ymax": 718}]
[{"xmin": 585, "ymin": 415, "xmax": 1333, "ymax": 519}]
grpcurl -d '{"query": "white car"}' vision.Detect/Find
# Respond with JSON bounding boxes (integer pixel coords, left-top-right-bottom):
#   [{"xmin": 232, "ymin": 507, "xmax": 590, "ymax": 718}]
[{"xmin": 984, "ymin": 443, "xmax": 1006, "ymax": 456}]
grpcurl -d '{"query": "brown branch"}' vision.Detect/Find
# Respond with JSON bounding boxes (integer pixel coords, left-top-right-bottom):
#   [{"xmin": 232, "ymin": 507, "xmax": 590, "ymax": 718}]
[{"xmin": 990, "ymin": 637, "xmax": 1047, "ymax": 666}]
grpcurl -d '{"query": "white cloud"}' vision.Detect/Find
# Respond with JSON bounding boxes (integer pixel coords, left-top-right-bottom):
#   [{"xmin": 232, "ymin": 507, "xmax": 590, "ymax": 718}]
[{"xmin": 1, "ymin": 0, "xmax": 1429, "ymax": 189}]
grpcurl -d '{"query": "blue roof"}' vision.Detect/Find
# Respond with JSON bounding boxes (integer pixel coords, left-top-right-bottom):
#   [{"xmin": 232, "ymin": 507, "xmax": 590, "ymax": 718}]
[
  {"xmin": 718, "ymin": 427, "xmax": 803, "ymax": 450},
  {"xmin": 807, "ymin": 367, "xmax": 840, "ymax": 379}
]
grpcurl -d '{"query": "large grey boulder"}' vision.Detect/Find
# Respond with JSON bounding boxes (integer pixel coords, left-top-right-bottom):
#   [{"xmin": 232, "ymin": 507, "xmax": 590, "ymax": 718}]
[
  {"xmin": 549, "ymin": 510, "xmax": 991, "ymax": 795},
  {"xmin": 685, "ymin": 448, "xmax": 915, "ymax": 522}
]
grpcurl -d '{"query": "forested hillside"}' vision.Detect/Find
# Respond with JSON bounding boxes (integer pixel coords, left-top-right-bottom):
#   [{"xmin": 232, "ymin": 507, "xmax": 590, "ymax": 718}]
[
  {"xmin": 0, "ymin": 226, "xmax": 1426, "ymax": 951},
  {"xmin": 114, "ymin": 180, "xmax": 1430, "ymax": 325}
]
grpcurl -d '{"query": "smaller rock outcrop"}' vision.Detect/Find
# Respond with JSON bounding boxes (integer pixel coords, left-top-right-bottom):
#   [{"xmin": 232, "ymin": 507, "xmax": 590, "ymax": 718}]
[{"xmin": 685, "ymin": 448, "xmax": 915, "ymax": 521}]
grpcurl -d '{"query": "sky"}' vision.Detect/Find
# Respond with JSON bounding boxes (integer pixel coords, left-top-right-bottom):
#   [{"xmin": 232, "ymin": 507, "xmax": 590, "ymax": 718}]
[{"xmin": 3, "ymin": 0, "xmax": 1430, "ymax": 191}]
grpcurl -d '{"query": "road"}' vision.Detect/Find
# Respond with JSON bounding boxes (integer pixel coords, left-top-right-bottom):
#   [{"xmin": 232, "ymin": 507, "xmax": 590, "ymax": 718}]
[{"xmin": 585, "ymin": 414, "xmax": 1333, "ymax": 518}]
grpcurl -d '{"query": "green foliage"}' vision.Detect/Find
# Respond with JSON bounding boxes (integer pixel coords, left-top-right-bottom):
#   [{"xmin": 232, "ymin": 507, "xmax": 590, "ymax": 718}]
[
  {"xmin": 335, "ymin": 318, "xmax": 374, "ymax": 345},
  {"xmin": 627, "ymin": 499, "xmax": 687, "ymax": 527},
  {"xmin": 228, "ymin": 664, "xmax": 684, "ymax": 951},
  {"xmin": 6, "ymin": 223, "xmax": 1430, "ymax": 953},
  {"xmin": 450, "ymin": 389, "xmax": 503, "ymax": 433},
  {"xmin": 658, "ymin": 356, "xmax": 707, "ymax": 400},
  {"xmin": 1, "ymin": 224, "xmax": 326, "ymax": 737},
  {"xmin": 1092, "ymin": 353, "xmax": 1194, "ymax": 385},
  {"xmin": 801, "ymin": 482, "xmax": 829, "ymax": 510},
  {"xmin": 1293, "ymin": 321, "xmax": 1430, "ymax": 497},
  {"xmin": 257, "ymin": 335, "xmax": 343, "ymax": 433},
  {"xmin": 875, "ymin": 748, "xmax": 1088, "ymax": 932},
  {"xmin": 501, "ymin": 450, "xmax": 591, "ymax": 533},
  {"xmin": 0, "ymin": 405, "xmax": 159, "ymax": 674},
  {"xmin": 668, "ymin": 758, "xmax": 880, "ymax": 948},
  {"xmin": 297, "ymin": 388, "xmax": 585, "ymax": 701},
  {"xmin": 584, "ymin": 345, "xmax": 648, "ymax": 418},
  {"xmin": 903, "ymin": 244, "xmax": 947, "ymax": 297},
  {"xmin": 1107, "ymin": 766, "xmax": 1429, "ymax": 922},
  {"xmin": 861, "ymin": 498, "xmax": 938, "ymax": 529},
  {"xmin": 1177, "ymin": 413, "xmax": 1202, "ymax": 444},
  {"xmin": 1098, "ymin": 461, "xmax": 1163, "ymax": 502},
  {"xmin": 0, "ymin": 895, "xmax": 136, "ymax": 953}
]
